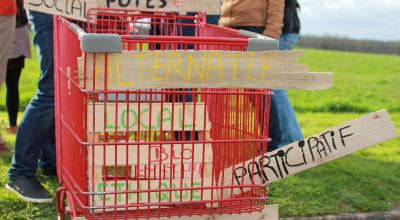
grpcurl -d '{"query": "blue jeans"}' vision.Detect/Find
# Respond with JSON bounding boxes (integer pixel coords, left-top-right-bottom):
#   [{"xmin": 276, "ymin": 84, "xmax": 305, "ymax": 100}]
[
  {"xmin": 236, "ymin": 27, "xmax": 303, "ymax": 151},
  {"xmin": 279, "ymin": 33, "xmax": 300, "ymax": 50},
  {"xmin": 9, "ymin": 11, "xmax": 56, "ymax": 177},
  {"xmin": 179, "ymin": 13, "xmax": 219, "ymax": 40}
]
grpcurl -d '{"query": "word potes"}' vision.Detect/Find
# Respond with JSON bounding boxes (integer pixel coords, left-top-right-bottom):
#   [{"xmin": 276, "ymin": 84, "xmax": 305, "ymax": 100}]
[{"xmin": 105, "ymin": 0, "xmax": 167, "ymax": 8}]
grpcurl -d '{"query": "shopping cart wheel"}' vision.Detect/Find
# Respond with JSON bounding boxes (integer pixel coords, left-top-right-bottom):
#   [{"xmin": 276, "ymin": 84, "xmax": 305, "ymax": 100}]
[{"xmin": 56, "ymin": 187, "xmax": 67, "ymax": 220}]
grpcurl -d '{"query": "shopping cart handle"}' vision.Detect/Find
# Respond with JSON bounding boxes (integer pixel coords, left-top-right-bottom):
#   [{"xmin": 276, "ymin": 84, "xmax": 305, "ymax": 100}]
[
  {"xmin": 239, "ymin": 29, "xmax": 279, "ymax": 51},
  {"xmin": 68, "ymin": 23, "xmax": 122, "ymax": 53}
]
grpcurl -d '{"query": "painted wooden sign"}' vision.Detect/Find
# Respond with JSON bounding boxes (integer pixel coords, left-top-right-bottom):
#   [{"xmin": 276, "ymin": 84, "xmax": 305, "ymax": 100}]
[
  {"xmin": 128, "ymin": 162, "xmax": 213, "ymax": 179},
  {"xmin": 25, "ymin": 0, "xmax": 220, "ymax": 21},
  {"xmin": 88, "ymin": 143, "xmax": 213, "ymax": 165},
  {"xmin": 78, "ymin": 50, "xmax": 333, "ymax": 90},
  {"xmin": 87, "ymin": 102, "xmax": 211, "ymax": 132},
  {"xmin": 91, "ymin": 178, "xmax": 214, "ymax": 207},
  {"xmin": 218, "ymin": 109, "xmax": 398, "ymax": 199}
]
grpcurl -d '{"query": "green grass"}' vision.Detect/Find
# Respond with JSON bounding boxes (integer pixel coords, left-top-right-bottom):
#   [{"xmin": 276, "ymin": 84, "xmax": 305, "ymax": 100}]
[{"xmin": 0, "ymin": 48, "xmax": 399, "ymax": 218}]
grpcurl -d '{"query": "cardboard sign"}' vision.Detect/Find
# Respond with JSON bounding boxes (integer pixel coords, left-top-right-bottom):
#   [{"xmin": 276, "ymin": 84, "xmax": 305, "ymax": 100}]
[
  {"xmin": 219, "ymin": 109, "xmax": 398, "ymax": 199},
  {"xmin": 25, "ymin": 0, "xmax": 220, "ymax": 22},
  {"xmin": 87, "ymin": 102, "xmax": 211, "ymax": 132},
  {"xmin": 96, "ymin": 0, "xmax": 220, "ymax": 14},
  {"xmin": 78, "ymin": 50, "xmax": 333, "ymax": 90},
  {"xmin": 24, "ymin": 0, "xmax": 97, "ymax": 21}
]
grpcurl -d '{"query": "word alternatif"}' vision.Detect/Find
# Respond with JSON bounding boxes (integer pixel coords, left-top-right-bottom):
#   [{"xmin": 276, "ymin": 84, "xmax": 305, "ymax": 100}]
[
  {"xmin": 92, "ymin": 178, "xmax": 212, "ymax": 205},
  {"xmin": 219, "ymin": 109, "xmax": 398, "ymax": 198},
  {"xmin": 87, "ymin": 102, "xmax": 210, "ymax": 132},
  {"xmin": 79, "ymin": 51, "xmax": 333, "ymax": 90},
  {"xmin": 25, "ymin": 0, "xmax": 95, "ymax": 21}
]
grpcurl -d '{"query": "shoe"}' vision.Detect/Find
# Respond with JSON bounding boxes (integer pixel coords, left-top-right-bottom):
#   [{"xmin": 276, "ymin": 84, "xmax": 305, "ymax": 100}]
[
  {"xmin": 41, "ymin": 168, "xmax": 57, "ymax": 178},
  {"xmin": 6, "ymin": 126, "xmax": 18, "ymax": 134},
  {"xmin": 0, "ymin": 143, "xmax": 10, "ymax": 155},
  {"xmin": 6, "ymin": 175, "xmax": 53, "ymax": 203}
]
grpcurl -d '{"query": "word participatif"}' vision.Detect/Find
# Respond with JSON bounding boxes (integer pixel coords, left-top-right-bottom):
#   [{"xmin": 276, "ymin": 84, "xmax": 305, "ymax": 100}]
[
  {"xmin": 233, "ymin": 125, "xmax": 354, "ymax": 185},
  {"xmin": 219, "ymin": 110, "xmax": 398, "ymax": 198}
]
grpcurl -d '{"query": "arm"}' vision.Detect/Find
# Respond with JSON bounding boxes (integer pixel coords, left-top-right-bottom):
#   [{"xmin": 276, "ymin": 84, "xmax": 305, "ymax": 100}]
[{"xmin": 263, "ymin": 0, "xmax": 285, "ymax": 39}]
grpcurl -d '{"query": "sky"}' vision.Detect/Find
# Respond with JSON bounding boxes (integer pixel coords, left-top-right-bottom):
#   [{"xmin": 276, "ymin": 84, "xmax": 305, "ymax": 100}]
[{"xmin": 298, "ymin": 0, "xmax": 400, "ymax": 41}]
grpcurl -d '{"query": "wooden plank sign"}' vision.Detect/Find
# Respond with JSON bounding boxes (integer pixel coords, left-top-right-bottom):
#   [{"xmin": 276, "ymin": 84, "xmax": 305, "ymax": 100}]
[
  {"xmin": 91, "ymin": 178, "xmax": 214, "ymax": 207},
  {"xmin": 88, "ymin": 143, "xmax": 213, "ymax": 165},
  {"xmin": 78, "ymin": 50, "xmax": 333, "ymax": 90},
  {"xmin": 87, "ymin": 102, "xmax": 211, "ymax": 132},
  {"xmin": 218, "ymin": 109, "xmax": 398, "ymax": 199},
  {"xmin": 25, "ymin": 0, "xmax": 220, "ymax": 22}
]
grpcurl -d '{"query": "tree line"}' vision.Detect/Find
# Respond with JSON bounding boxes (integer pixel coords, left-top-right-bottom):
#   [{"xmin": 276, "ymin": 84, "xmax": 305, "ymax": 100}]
[{"xmin": 297, "ymin": 35, "xmax": 400, "ymax": 55}]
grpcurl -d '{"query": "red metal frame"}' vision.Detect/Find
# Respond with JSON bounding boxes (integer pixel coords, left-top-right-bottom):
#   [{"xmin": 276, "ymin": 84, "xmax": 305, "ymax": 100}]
[{"xmin": 54, "ymin": 10, "xmax": 271, "ymax": 219}]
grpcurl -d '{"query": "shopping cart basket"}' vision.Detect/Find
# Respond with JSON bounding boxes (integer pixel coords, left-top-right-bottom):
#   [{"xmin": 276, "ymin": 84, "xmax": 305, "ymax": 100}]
[{"xmin": 54, "ymin": 9, "xmax": 275, "ymax": 219}]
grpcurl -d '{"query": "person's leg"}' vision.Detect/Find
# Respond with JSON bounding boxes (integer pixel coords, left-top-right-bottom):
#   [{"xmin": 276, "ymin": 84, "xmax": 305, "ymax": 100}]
[
  {"xmin": 39, "ymin": 119, "xmax": 56, "ymax": 176},
  {"xmin": 267, "ymin": 33, "xmax": 303, "ymax": 151},
  {"xmin": 0, "ymin": 15, "xmax": 16, "ymax": 153},
  {"xmin": 0, "ymin": 15, "xmax": 15, "ymax": 84},
  {"xmin": 236, "ymin": 27, "xmax": 303, "ymax": 151},
  {"xmin": 267, "ymin": 90, "xmax": 303, "ymax": 151},
  {"xmin": 206, "ymin": 15, "xmax": 219, "ymax": 25},
  {"xmin": 7, "ymin": 11, "xmax": 54, "ymax": 203},
  {"xmin": 6, "ymin": 57, "xmax": 24, "ymax": 130},
  {"xmin": 279, "ymin": 33, "xmax": 300, "ymax": 50},
  {"xmin": 8, "ymin": 11, "xmax": 55, "ymax": 177}
]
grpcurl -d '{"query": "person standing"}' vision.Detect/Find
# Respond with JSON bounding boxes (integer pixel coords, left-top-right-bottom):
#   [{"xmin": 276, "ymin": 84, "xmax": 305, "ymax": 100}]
[
  {"xmin": 6, "ymin": 9, "xmax": 56, "ymax": 203},
  {"xmin": 0, "ymin": 0, "xmax": 17, "ymax": 154},
  {"xmin": 219, "ymin": 0, "xmax": 303, "ymax": 152},
  {"xmin": 280, "ymin": 0, "xmax": 301, "ymax": 50},
  {"xmin": 6, "ymin": 0, "xmax": 32, "ymax": 134}
]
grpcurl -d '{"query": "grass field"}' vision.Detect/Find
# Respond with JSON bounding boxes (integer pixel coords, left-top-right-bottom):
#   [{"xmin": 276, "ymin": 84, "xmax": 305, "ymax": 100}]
[{"xmin": 0, "ymin": 48, "xmax": 399, "ymax": 219}]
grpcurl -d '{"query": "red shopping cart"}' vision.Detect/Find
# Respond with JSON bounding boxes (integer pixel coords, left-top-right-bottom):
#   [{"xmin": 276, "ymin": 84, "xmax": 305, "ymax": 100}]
[{"xmin": 54, "ymin": 9, "xmax": 274, "ymax": 219}]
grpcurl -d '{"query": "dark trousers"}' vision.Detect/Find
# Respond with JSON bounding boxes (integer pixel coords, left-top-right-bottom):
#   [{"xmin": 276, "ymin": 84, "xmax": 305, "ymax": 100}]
[
  {"xmin": 9, "ymin": 11, "xmax": 56, "ymax": 177},
  {"xmin": 6, "ymin": 56, "xmax": 24, "ymax": 127}
]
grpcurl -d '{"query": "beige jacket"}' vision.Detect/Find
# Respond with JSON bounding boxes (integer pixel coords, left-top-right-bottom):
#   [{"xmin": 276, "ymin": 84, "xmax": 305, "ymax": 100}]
[{"xmin": 219, "ymin": 0, "xmax": 285, "ymax": 39}]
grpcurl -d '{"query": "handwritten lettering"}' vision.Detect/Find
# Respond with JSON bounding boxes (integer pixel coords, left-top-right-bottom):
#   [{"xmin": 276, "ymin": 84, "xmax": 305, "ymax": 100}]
[
  {"xmin": 25, "ymin": 0, "xmax": 88, "ymax": 21},
  {"xmin": 84, "ymin": 51, "xmax": 299, "ymax": 90},
  {"xmin": 93, "ymin": 179, "xmax": 210, "ymax": 205},
  {"xmin": 89, "ymin": 103, "xmax": 209, "ymax": 132},
  {"xmin": 231, "ymin": 125, "xmax": 354, "ymax": 188}
]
